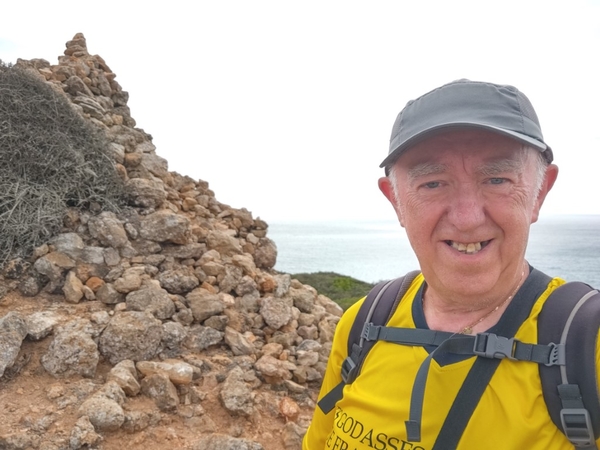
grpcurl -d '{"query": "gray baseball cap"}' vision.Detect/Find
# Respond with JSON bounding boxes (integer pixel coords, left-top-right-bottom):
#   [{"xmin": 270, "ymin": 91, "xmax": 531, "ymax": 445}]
[{"xmin": 380, "ymin": 79, "xmax": 553, "ymax": 172}]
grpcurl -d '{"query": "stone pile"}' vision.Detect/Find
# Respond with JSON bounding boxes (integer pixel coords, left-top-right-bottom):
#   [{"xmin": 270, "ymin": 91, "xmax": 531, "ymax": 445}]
[{"xmin": 0, "ymin": 34, "xmax": 341, "ymax": 450}]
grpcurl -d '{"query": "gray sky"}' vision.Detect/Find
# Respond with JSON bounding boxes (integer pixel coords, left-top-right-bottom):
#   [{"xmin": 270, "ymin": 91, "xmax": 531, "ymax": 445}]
[{"xmin": 2, "ymin": 0, "xmax": 599, "ymax": 222}]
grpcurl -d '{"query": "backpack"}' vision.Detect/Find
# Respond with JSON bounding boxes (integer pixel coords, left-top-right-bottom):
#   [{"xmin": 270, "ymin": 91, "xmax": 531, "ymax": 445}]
[{"xmin": 317, "ymin": 269, "xmax": 600, "ymax": 449}]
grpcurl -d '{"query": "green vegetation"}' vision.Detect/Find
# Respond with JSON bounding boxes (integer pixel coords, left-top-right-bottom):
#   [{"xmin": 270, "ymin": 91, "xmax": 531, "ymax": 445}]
[{"xmin": 292, "ymin": 271, "xmax": 375, "ymax": 310}]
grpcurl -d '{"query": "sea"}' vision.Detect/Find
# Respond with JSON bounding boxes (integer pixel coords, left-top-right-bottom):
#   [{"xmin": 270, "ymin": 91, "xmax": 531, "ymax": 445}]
[{"xmin": 268, "ymin": 215, "xmax": 600, "ymax": 288}]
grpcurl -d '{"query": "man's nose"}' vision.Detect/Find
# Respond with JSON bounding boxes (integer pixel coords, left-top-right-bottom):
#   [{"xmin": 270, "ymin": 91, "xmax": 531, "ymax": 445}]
[{"xmin": 446, "ymin": 183, "xmax": 486, "ymax": 231}]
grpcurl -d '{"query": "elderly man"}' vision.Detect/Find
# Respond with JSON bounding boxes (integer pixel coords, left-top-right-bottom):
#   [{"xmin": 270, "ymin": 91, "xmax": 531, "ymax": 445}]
[{"xmin": 302, "ymin": 80, "xmax": 599, "ymax": 449}]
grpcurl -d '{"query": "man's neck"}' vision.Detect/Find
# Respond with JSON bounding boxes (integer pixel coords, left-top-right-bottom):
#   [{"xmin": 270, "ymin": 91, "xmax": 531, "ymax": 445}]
[{"xmin": 422, "ymin": 265, "xmax": 528, "ymax": 334}]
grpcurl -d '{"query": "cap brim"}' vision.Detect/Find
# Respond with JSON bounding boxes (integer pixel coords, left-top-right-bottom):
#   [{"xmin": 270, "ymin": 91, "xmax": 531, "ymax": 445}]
[{"xmin": 380, "ymin": 122, "xmax": 549, "ymax": 169}]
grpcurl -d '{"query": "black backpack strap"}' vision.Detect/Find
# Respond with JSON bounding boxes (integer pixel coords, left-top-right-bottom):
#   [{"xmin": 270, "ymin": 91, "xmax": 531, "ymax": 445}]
[
  {"xmin": 539, "ymin": 282, "xmax": 600, "ymax": 449},
  {"xmin": 349, "ymin": 271, "xmax": 421, "ymax": 363},
  {"xmin": 430, "ymin": 268, "xmax": 553, "ymax": 449},
  {"xmin": 317, "ymin": 270, "xmax": 420, "ymax": 414}
]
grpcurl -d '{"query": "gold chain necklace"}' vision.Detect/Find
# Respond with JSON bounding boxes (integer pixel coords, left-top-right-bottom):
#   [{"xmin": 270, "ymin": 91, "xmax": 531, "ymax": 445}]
[{"xmin": 459, "ymin": 271, "xmax": 525, "ymax": 335}]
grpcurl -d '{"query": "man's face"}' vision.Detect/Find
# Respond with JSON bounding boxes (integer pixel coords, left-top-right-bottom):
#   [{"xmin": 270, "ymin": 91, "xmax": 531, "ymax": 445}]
[{"xmin": 379, "ymin": 129, "xmax": 558, "ymax": 301}]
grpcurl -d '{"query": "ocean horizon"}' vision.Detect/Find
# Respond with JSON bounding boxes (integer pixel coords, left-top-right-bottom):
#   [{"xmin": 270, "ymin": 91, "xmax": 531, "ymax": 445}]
[{"xmin": 268, "ymin": 214, "xmax": 600, "ymax": 288}]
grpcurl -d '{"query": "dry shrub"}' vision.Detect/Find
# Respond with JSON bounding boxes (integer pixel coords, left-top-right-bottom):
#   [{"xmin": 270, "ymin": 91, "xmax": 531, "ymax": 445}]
[{"xmin": 0, "ymin": 61, "xmax": 124, "ymax": 266}]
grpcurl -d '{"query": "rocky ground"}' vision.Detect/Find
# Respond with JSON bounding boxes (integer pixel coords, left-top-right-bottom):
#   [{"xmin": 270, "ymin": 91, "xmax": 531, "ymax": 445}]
[
  {"xmin": 0, "ymin": 290, "xmax": 327, "ymax": 450},
  {"xmin": 0, "ymin": 34, "xmax": 341, "ymax": 449}
]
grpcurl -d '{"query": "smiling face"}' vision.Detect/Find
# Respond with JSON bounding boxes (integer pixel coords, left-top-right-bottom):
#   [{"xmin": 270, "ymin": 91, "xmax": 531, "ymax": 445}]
[{"xmin": 379, "ymin": 129, "xmax": 558, "ymax": 303}]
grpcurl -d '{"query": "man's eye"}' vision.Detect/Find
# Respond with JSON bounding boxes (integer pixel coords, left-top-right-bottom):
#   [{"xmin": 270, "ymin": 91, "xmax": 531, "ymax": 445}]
[
  {"xmin": 489, "ymin": 178, "xmax": 507, "ymax": 185},
  {"xmin": 423, "ymin": 181, "xmax": 440, "ymax": 189}
]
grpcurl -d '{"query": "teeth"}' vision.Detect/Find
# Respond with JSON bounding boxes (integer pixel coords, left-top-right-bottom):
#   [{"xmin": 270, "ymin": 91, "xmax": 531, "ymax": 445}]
[{"xmin": 450, "ymin": 241, "xmax": 483, "ymax": 254}]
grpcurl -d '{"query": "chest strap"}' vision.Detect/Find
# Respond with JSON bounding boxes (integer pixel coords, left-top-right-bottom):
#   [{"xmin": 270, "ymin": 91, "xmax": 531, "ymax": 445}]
[{"xmin": 362, "ymin": 324, "xmax": 563, "ymax": 365}]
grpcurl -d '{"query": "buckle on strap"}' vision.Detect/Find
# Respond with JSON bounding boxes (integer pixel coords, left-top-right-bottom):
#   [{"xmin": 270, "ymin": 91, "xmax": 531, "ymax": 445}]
[
  {"xmin": 545, "ymin": 342, "xmax": 566, "ymax": 367},
  {"xmin": 473, "ymin": 333, "xmax": 516, "ymax": 360},
  {"xmin": 361, "ymin": 322, "xmax": 380, "ymax": 341},
  {"xmin": 560, "ymin": 408, "xmax": 595, "ymax": 447},
  {"xmin": 341, "ymin": 357, "xmax": 358, "ymax": 384}
]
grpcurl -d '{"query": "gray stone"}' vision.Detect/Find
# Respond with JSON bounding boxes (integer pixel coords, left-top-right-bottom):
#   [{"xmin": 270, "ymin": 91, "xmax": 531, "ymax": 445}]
[
  {"xmin": 219, "ymin": 265, "xmax": 244, "ymax": 294},
  {"xmin": 25, "ymin": 311, "xmax": 58, "ymax": 340},
  {"xmin": 122, "ymin": 410, "xmax": 161, "ymax": 433},
  {"xmin": 224, "ymin": 327, "xmax": 255, "ymax": 356},
  {"xmin": 297, "ymin": 339, "xmax": 322, "ymax": 352},
  {"xmin": 126, "ymin": 178, "xmax": 167, "ymax": 208},
  {"xmin": 131, "ymin": 239, "xmax": 162, "ymax": 255},
  {"xmin": 282, "ymin": 422, "xmax": 305, "ymax": 450},
  {"xmin": 0, "ymin": 433, "xmax": 41, "ymax": 449},
  {"xmin": 140, "ymin": 153, "xmax": 169, "ymax": 178},
  {"xmin": 318, "ymin": 316, "xmax": 339, "ymax": 344},
  {"xmin": 87, "ymin": 211, "xmax": 129, "ymax": 248},
  {"xmin": 72, "ymin": 95, "xmax": 105, "ymax": 119},
  {"xmin": 206, "ymin": 230, "xmax": 242, "ymax": 256},
  {"xmin": 157, "ymin": 268, "xmax": 199, "ymax": 294},
  {"xmin": 254, "ymin": 355, "xmax": 296, "ymax": 384},
  {"xmin": 289, "ymin": 286, "xmax": 316, "ymax": 313},
  {"xmin": 232, "ymin": 254, "xmax": 257, "ymax": 277},
  {"xmin": 260, "ymin": 296, "xmax": 293, "ymax": 330},
  {"xmin": 96, "ymin": 283, "xmax": 124, "ymax": 304},
  {"xmin": 64, "ymin": 75, "xmax": 93, "ymax": 97},
  {"xmin": 69, "ymin": 416, "xmax": 102, "ymax": 449},
  {"xmin": 125, "ymin": 286, "xmax": 175, "ymax": 320},
  {"xmin": 18, "ymin": 276, "xmax": 42, "ymax": 297},
  {"xmin": 183, "ymin": 325, "xmax": 224, "ymax": 352},
  {"xmin": 235, "ymin": 275, "xmax": 258, "ymax": 297},
  {"xmin": 274, "ymin": 274, "xmax": 291, "ymax": 298},
  {"xmin": 140, "ymin": 373, "xmax": 179, "ymax": 411},
  {"xmin": 34, "ymin": 252, "xmax": 75, "ymax": 281},
  {"xmin": 139, "ymin": 209, "xmax": 191, "ymax": 244},
  {"xmin": 41, "ymin": 320, "xmax": 99, "ymax": 378},
  {"xmin": 78, "ymin": 394, "xmax": 124, "ymax": 431},
  {"xmin": 219, "ymin": 366, "xmax": 254, "ymax": 417},
  {"xmin": 113, "ymin": 267, "xmax": 144, "ymax": 294},
  {"xmin": 297, "ymin": 325, "xmax": 319, "ymax": 340},
  {"xmin": 161, "ymin": 321, "xmax": 187, "ymax": 353},
  {"xmin": 2, "ymin": 258, "xmax": 30, "ymax": 279},
  {"xmin": 72, "ymin": 246, "xmax": 104, "ymax": 265},
  {"xmin": 110, "ymin": 142, "xmax": 125, "ymax": 164},
  {"xmin": 253, "ymin": 237, "xmax": 277, "ymax": 269},
  {"xmin": 204, "ymin": 315, "xmax": 229, "ymax": 331},
  {"xmin": 187, "ymin": 288, "xmax": 225, "ymax": 323},
  {"xmin": 63, "ymin": 271, "xmax": 84, "ymax": 303},
  {"xmin": 0, "ymin": 312, "xmax": 28, "ymax": 378},
  {"xmin": 161, "ymin": 243, "xmax": 206, "ymax": 259},
  {"xmin": 103, "ymin": 247, "xmax": 122, "ymax": 266},
  {"xmin": 107, "ymin": 361, "xmax": 140, "ymax": 397},
  {"xmin": 201, "ymin": 260, "xmax": 225, "ymax": 277},
  {"xmin": 98, "ymin": 311, "xmax": 164, "ymax": 365},
  {"xmin": 98, "ymin": 380, "xmax": 127, "ymax": 405},
  {"xmin": 317, "ymin": 293, "xmax": 344, "ymax": 317}
]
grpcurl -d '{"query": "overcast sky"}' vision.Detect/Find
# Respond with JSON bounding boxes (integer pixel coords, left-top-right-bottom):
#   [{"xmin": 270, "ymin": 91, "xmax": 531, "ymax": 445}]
[{"xmin": 2, "ymin": 0, "xmax": 599, "ymax": 223}]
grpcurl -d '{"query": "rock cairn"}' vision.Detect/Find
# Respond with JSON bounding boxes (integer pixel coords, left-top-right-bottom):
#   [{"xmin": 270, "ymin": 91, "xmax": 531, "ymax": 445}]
[{"xmin": 0, "ymin": 34, "xmax": 342, "ymax": 450}]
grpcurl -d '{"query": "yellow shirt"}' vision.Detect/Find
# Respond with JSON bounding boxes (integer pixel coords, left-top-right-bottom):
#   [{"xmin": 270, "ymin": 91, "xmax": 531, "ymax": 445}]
[{"xmin": 303, "ymin": 273, "xmax": 600, "ymax": 450}]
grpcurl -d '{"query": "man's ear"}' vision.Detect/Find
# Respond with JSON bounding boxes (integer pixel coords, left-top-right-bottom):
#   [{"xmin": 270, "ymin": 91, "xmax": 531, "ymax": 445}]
[
  {"xmin": 378, "ymin": 176, "xmax": 396, "ymax": 203},
  {"xmin": 531, "ymin": 164, "xmax": 559, "ymax": 223},
  {"xmin": 378, "ymin": 176, "xmax": 405, "ymax": 227}
]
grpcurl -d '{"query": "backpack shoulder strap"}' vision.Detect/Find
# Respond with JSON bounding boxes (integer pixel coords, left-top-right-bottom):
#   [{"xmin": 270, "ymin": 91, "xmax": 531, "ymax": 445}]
[
  {"xmin": 317, "ymin": 270, "xmax": 420, "ymax": 414},
  {"xmin": 539, "ymin": 281, "xmax": 600, "ymax": 448},
  {"xmin": 347, "ymin": 270, "xmax": 421, "ymax": 362}
]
